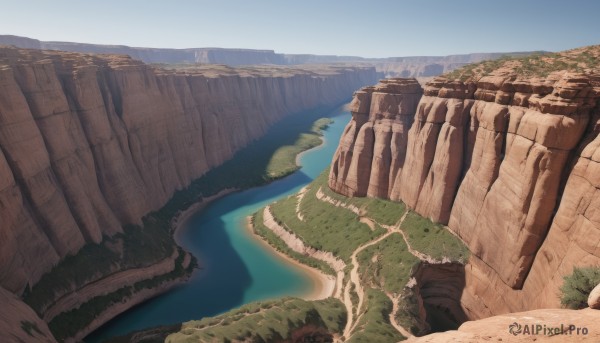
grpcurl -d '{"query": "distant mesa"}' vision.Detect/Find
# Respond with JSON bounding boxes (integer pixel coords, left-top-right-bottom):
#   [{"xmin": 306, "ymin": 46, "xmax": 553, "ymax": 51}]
[{"xmin": 0, "ymin": 34, "xmax": 543, "ymax": 79}]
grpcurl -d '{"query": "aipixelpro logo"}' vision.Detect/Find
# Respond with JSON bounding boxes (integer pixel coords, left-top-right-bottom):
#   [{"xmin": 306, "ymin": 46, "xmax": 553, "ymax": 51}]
[
  {"xmin": 508, "ymin": 322, "xmax": 589, "ymax": 336},
  {"xmin": 508, "ymin": 322, "xmax": 522, "ymax": 335}
]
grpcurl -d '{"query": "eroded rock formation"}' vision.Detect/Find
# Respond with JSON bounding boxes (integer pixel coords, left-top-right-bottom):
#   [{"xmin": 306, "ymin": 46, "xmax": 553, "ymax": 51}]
[
  {"xmin": 329, "ymin": 73, "xmax": 600, "ymax": 318},
  {"xmin": 406, "ymin": 308, "xmax": 600, "ymax": 342},
  {"xmin": 329, "ymin": 78, "xmax": 423, "ymax": 198},
  {"xmin": 0, "ymin": 46, "xmax": 377, "ymax": 341}
]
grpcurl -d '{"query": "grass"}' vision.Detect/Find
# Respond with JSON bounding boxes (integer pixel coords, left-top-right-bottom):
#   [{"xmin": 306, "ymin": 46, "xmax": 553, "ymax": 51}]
[
  {"xmin": 103, "ymin": 325, "xmax": 181, "ymax": 343},
  {"xmin": 401, "ymin": 212, "xmax": 469, "ymax": 262},
  {"xmin": 265, "ymin": 117, "xmax": 333, "ymax": 178},
  {"xmin": 269, "ymin": 185, "xmax": 385, "ymax": 262},
  {"xmin": 22, "ymin": 104, "xmax": 345, "ymax": 341},
  {"xmin": 166, "ymin": 297, "xmax": 346, "ymax": 343},
  {"xmin": 251, "ymin": 209, "xmax": 336, "ymax": 276},
  {"xmin": 347, "ymin": 289, "xmax": 405, "ymax": 343},
  {"xmin": 48, "ymin": 249, "xmax": 194, "ymax": 342},
  {"xmin": 395, "ymin": 288, "xmax": 428, "ymax": 336},
  {"xmin": 357, "ymin": 233, "xmax": 420, "ymax": 294},
  {"xmin": 246, "ymin": 169, "xmax": 469, "ymax": 341},
  {"xmin": 444, "ymin": 45, "xmax": 600, "ymax": 80},
  {"xmin": 318, "ymin": 171, "xmax": 406, "ymax": 225}
]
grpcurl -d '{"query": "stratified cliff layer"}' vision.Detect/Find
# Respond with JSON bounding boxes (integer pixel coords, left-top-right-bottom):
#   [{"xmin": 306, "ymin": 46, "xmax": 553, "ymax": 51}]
[
  {"xmin": 329, "ymin": 46, "xmax": 600, "ymax": 318},
  {"xmin": 329, "ymin": 78, "xmax": 423, "ymax": 198},
  {"xmin": 0, "ymin": 45, "xmax": 377, "ymax": 339}
]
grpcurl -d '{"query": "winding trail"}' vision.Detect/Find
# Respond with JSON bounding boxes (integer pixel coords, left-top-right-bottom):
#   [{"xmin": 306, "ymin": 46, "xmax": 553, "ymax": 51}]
[
  {"xmin": 256, "ymin": 185, "xmax": 452, "ymax": 341},
  {"xmin": 386, "ymin": 292, "xmax": 413, "ymax": 339},
  {"xmin": 343, "ymin": 230, "xmax": 395, "ymax": 338},
  {"xmin": 295, "ymin": 186, "xmax": 308, "ymax": 222}
]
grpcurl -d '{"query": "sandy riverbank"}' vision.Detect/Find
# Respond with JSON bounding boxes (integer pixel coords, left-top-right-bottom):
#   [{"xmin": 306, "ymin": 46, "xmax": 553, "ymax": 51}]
[{"xmin": 244, "ymin": 216, "xmax": 336, "ymax": 301}]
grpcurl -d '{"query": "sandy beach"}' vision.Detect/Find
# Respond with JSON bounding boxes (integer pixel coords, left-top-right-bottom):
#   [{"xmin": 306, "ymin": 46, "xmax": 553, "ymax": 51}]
[{"xmin": 244, "ymin": 216, "xmax": 336, "ymax": 301}]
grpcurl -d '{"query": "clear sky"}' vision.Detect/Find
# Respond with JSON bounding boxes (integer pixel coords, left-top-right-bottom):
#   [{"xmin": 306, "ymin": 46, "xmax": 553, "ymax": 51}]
[{"xmin": 1, "ymin": 0, "xmax": 599, "ymax": 58}]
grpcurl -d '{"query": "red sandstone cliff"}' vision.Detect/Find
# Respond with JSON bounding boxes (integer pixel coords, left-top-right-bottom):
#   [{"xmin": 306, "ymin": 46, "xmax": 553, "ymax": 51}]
[
  {"xmin": 329, "ymin": 68, "xmax": 600, "ymax": 318},
  {"xmin": 0, "ymin": 46, "xmax": 377, "ymax": 341}
]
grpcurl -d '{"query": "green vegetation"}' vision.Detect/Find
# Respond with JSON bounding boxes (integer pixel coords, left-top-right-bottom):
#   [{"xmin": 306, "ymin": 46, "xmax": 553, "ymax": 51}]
[
  {"xmin": 179, "ymin": 108, "xmax": 339, "ymax": 195},
  {"xmin": 317, "ymin": 172, "xmax": 406, "ymax": 226},
  {"xmin": 401, "ymin": 212, "xmax": 469, "ymax": 262},
  {"xmin": 357, "ymin": 234, "xmax": 420, "ymax": 294},
  {"xmin": 244, "ymin": 169, "xmax": 470, "ymax": 341},
  {"xmin": 48, "ymin": 249, "xmax": 194, "ymax": 342},
  {"xmin": 25, "ymin": 206, "xmax": 184, "ymax": 314},
  {"xmin": 347, "ymin": 289, "xmax": 404, "ymax": 343},
  {"xmin": 560, "ymin": 266, "xmax": 600, "ymax": 309},
  {"xmin": 270, "ymin": 185, "xmax": 385, "ymax": 262},
  {"xmin": 444, "ymin": 45, "xmax": 600, "ymax": 80},
  {"xmin": 166, "ymin": 297, "xmax": 346, "ymax": 343},
  {"xmin": 264, "ymin": 117, "xmax": 332, "ymax": 178},
  {"xmin": 22, "ymin": 106, "xmax": 342, "ymax": 341},
  {"xmin": 51, "ymin": 252, "xmax": 192, "ymax": 340},
  {"xmin": 251, "ymin": 209, "xmax": 336, "ymax": 275},
  {"xmin": 395, "ymin": 288, "xmax": 427, "ymax": 336},
  {"xmin": 103, "ymin": 325, "xmax": 181, "ymax": 343},
  {"xmin": 20, "ymin": 321, "xmax": 43, "ymax": 337}
]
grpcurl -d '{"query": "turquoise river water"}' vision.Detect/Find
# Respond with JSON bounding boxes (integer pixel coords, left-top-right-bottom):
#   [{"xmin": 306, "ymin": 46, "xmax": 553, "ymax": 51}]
[{"xmin": 87, "ymin": 106, "xmax": 351, "ymax": 342}]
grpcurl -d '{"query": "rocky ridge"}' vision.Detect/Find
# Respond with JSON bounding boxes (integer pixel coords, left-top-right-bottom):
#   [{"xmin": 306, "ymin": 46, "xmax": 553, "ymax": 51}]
[
  {"xmin": 1, "ymin": 34, "xmax": 538, "ymax": 78},
  {"xmin": 329, "ymin": 52, "xmax": 600, "ymax": 319}
]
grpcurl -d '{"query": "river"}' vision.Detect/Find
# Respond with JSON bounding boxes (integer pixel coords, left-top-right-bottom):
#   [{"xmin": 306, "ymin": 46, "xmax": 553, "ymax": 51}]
[{"xmin": 87, "ymin": 106, "xmax": 351, "ymax": 342}]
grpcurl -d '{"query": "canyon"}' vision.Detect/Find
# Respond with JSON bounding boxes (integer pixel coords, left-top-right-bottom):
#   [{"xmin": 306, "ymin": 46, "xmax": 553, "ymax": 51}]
[
  {"xmin": 329, "ymin": 46, "xmax": 600, "ymax": 332},
  {"xmin": 2, "ymin": 37, "xmax": 599, "ymax": 342},
  {"xmin": 0, "ymin": 45, "xmax": 377, "ymax": 342},
  {"xmin": 0, "ymin": 35, "xmax": 537, "ymax": 78}
]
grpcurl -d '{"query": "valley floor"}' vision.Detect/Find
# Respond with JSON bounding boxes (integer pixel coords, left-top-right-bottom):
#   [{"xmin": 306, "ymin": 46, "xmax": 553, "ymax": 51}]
[{"xmin": 168, "ymin": 171, "xmax": 469, "ymax": 342}]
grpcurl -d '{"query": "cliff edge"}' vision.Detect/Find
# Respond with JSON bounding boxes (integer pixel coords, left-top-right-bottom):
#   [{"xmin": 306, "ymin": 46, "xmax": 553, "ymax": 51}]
[{"xmin": 329, "ymin": 45, "xmax": 600, "ymax": 318}]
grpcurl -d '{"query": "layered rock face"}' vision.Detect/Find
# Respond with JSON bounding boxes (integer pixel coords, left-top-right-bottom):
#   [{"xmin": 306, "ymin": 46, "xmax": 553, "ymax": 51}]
[
  {"xmin": 0, "ymin": 46, "xmax": 377, "ymax": 296},
  {"xmin": 329, "ymin": 73, "xmax": 600, "ymax": 317},
  {"xmin": 329, "ymin": 78, "xmax": 423, "ymax": 198}
]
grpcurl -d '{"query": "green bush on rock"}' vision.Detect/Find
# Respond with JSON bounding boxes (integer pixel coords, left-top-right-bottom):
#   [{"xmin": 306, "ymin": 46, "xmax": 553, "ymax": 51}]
[{"xmin": 560, "ymin": 266, "xmax": 600, "ymax": 309}]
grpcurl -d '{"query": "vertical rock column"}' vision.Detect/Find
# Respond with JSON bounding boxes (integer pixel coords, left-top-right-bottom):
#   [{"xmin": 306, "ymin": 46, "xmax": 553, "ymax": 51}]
[
  {"xmin": 329, "ymin": 78, "xmax": 423, "ymax": 197},
  {"xmin": 393, "ymin": 79, "xmax": 475, "ymax": 223},
  {"xmin": 450, "ymin": 74, "xmax": 596, "ymax": 289}
]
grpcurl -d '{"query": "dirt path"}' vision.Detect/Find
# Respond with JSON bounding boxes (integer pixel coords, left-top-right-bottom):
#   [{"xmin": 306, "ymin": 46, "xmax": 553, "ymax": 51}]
[
  {"xmin": 295, "ymin": 186, "xmax": 308, "ymax": 222},
  {"xmin": 359, "ymin": 216, "xmax": 376, "ymax": 231},
  {"xmin": 271, "ymin": 188, "xmax": 440, "ymax": 341},
  {"xmin": 316, "ymin": 187, "xmax": 361, "ymax": 215},
  {"xmin": 386, "ymin": 292, "xmax": 413, "ymax": 339},
  {"xmin": 343, "ymin": 230, "xmax": 396, "ymax": 338}
]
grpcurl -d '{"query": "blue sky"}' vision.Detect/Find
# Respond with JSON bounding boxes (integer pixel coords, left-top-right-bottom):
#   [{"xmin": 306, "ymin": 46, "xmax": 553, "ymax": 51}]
[{"xmin": 1, "ymin": 0, "xmax": 599, "ymax": 57}]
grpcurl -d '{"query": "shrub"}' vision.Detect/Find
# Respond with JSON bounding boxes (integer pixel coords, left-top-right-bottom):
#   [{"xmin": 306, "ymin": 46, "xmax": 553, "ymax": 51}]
[{"xmin": 560, "ymin": 266, "xmax": 600, "ymax": 309}]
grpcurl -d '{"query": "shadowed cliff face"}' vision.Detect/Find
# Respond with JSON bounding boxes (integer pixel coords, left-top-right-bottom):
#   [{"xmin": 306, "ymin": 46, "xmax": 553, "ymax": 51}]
[
  {"xmin": 329, "ymin": 73, "xmax": 600, "ymax": 317},
  {"xmin": 0, "ymin": 46, "xmax": 378, "ymax": 295}
]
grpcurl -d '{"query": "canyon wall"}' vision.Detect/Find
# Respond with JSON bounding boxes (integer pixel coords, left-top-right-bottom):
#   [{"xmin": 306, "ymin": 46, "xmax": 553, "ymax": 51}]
[
  {"xmin": 329, "ymin": 74, "xmax": 600, "ymax": 317},
  {"xmin": 0, "ymin": 46, "xmax": 377, "ymax": 296}
]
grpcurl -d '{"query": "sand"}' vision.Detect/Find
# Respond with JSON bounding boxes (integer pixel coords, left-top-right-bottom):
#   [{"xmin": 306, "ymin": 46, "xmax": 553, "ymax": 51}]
[
  {"xmin": 244, "ymin": 216, "xmax": 336, "ymax": 301},
  {"xmin": 172, "ymin": 188, "xmax": 335, "ymax": 301}
]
